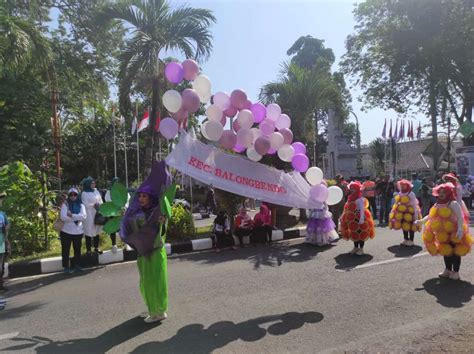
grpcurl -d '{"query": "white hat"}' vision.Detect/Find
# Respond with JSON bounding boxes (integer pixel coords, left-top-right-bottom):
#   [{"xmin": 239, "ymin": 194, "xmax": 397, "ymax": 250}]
[{"xmin": 68, "ymin": 188, "xmax": 79, "ymax": 195}]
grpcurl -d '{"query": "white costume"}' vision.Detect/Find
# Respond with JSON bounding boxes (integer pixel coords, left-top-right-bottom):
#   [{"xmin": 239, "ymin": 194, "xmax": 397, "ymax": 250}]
[{"xmin": 81, "ymin": 189, "xmax": 103, "ymax": 237}]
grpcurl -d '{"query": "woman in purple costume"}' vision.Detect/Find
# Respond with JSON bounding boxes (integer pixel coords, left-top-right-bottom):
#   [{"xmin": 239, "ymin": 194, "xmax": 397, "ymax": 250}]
[{"xmin": 305, "ymin": 202, "xmax": 339, "ymax": 246}]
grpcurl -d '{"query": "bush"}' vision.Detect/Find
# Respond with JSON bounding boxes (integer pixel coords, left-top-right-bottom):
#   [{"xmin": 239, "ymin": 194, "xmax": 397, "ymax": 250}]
[{"xmin": 167, "ymin": 204, "xmax": 195, "ymax": 242}]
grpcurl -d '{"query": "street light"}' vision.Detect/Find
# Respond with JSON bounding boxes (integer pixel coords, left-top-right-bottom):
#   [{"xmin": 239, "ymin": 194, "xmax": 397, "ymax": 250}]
[{"xmin": 350, "ymin": 111, "xmax": 363, "ymax": 175}]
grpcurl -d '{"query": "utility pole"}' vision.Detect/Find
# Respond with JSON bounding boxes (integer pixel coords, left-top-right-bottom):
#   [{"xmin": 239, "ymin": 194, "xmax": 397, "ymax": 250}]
[{"xmin": 51, "ymin": 89, "xmax": 61, "ymax": 191}]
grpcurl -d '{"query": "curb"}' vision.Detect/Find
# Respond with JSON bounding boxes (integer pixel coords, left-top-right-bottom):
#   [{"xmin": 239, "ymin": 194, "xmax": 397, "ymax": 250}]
[
  {"xmin": 192, "ymin": 212, "xmax": 211, "ymax": 220},
  {"xmin": 5, "ymin": 226, "xmax": 306, "ymax": 279}
]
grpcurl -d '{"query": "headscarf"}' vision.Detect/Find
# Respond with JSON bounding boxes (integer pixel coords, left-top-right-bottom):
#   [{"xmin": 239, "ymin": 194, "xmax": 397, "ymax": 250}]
[
  {"xmin": 214, "ymin": 211, "xmax": 227, "ymax": 226},
  {"xmin": 254, "ymin": 204, "xmax": 271, "ymax": 225},
  {"xmin": 348, "ymin": 181, "xmax": 363, "ymax": 202},
  {"xmin": 443, "ymin": 173, "xmax": 459, "ymax": 186},
  {"xmin": 136, "ymin": 185, "xmax": 159, "ymax": 210},
  {"xmin": 67, "ymin": 188, "xmax": 82, "ymax": 215},
  {"xmin": 82, "ymin": 176, "xmax": 95, "ymax": 193},
  {"xmin": 397, "ymin": 179, "xmax": 413, "ymax": 193},
  {"xmin": 432, "ymin": 183, "xmax": 456, "ymax": 204}
]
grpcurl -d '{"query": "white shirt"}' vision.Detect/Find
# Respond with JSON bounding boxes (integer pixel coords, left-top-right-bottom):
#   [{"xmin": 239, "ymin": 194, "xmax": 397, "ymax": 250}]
[
  {"xmin": 60, "ymin": 203, "xmax": 87, "ymax": 235},
  {"xmin": 105, "ymin": 190, "xmax": 130, "ymax": 208}
]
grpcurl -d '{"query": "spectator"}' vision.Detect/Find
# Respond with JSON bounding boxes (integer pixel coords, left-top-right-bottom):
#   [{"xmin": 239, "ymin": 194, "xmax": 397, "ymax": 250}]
[
  {"xmin": 206, "ymin": 185, "xmax": 217, "ymax": 215},
  {"xmin": 60, "ymin": 188, "xmax": 87, "ymax": 274},
  {"xmin": 362, "ymin": 176, "xmax": 377, "ymax": 219},
  {"xmin": 0, "ymin": 192, "xmax": 10, "ymax": 292},
  {"xmin": 329, "ymin": 174, "xmax": 347, "ymax": 233},
  {"xmin": 105, "ymin": 177, "xmax": 130, "ymax": 253},
  {"xmin": 234, "ymin": 207, "xmax": 253, "ymax": 247},
  {"xmin": 81, "ymin": 177, "xmax": 104, "ymax": 255},
  {"xmin": 420, "ymin": 177, "xmax": 433, "ymax": 217},
  {"xmin": 212, "ymin": 211, "xmax": 235, "ymax": 252},
  {"xmin": 376, "ymin": 175, "xmax": 395, "ymax": 226},
  {"xmin": 411, "ymin": 173, "xmax": 422, "ymax": 202},
  {"xmin": 252, "ymin": 204, "xmax": 273, "ymax": 244}
]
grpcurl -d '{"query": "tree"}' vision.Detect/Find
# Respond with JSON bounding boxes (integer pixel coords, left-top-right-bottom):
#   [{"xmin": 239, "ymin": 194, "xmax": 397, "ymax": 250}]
[
  {"xmin": 369, "ymin": 138, "xmax": 386, "ymax": 176},
  {"xmin": 98, "ymin": 0, "xmax": 215, "ymax": 175}
]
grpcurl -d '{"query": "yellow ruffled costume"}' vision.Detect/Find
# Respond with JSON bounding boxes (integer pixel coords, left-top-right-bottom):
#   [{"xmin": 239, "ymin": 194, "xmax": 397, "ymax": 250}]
[
  {"xmin": 340, "ymin": 198, "xmax": 375, "ymax": 242},
  {"xmin": 389, "ymin": 194, "xmax": 422, "ymax": 232}
]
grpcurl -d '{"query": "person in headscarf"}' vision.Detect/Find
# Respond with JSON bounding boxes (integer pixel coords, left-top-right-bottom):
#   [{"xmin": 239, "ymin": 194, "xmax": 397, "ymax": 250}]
[
  {"xmin": 416, "ymin": 183, "xmax": 472, "ymax": 280},
  {"xmin": 234, "ymin": 206, "xmax": 253, "ymax": 247},
  {"xmin": 60, "ymin": 188, "xmax": 86, "ymax": 274},
  {"xmin": 121, "ymin": 161, "xmax": 171, "ymax": 323},
  {"xmin": 442, "ymin": 173, "xmax": 470, "ymax": 224},
  {"xmin": 81, "ymin": 177, "xmax": 104, "ymax": 255},
  {"xmin": 105, "ymin": 177, "xmax": 130, "ymax": 253},
  {"xmin": 388, "ymin": 179, "xmax": 422, "ymax": 246},
  {"xmin": 212, "ymin": 210, "xmax": 235, "ymax": 252},
  {"xmin": 339, "ymin": 181, "xmax": 376, "ymax": 255},
  {"xmin": 252, "ymin": 204, "xmax": 273, "ymax": 244}
]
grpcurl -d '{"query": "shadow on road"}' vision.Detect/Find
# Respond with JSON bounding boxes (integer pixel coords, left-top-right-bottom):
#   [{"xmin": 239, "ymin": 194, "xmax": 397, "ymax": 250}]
[
  {"xmin": 387, "ymin": 245, "xmax": 423, "ymax": 258},
  {"xmin": 1, "ymin": 311, "xmax": 323, "ymax": 353},
  {"xmin": 415, "ymin": 278, "xmax": 473, "ymax": 308},
  {"xmin": 0, "ymin": 302, "xmax": 45, "ymax": 320},
  {"xmin": 333, "ymin": 253, "xmax": 374, "ymax": 271}
]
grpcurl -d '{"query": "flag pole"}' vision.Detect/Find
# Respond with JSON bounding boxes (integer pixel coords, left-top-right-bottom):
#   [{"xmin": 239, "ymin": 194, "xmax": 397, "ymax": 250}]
[
  {"xmin": 122, "ymin": 115, "xmax": 129, "ymax": 188},
  {"xmin": 136, "ymin": 104, "xmax": 140, "ymax": 184},
  {"xmin": 112, "ymin": 105, "xmax": 118, "ymax": 178}
]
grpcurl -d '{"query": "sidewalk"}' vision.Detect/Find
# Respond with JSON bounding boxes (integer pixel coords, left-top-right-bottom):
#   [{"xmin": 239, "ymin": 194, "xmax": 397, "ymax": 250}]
[{"xmin": 4, "ymin": 225, "xmax": 307, "ymax": 279}]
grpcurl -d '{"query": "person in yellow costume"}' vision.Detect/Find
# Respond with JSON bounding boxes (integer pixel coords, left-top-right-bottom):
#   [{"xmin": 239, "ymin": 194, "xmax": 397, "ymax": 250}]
[
  {"xmin": 389, "ymin": 179, "xmax": 421, "ymax": 246},
  {"xmin": 415, "ymin": 183, "xmax": 472, "ymax": 281}
]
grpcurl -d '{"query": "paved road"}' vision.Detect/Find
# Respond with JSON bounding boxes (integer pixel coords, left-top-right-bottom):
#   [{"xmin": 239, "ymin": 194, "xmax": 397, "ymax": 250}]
[{"xmin": 0, "ymin": 227, "xmax": 473, "ymax": 353}]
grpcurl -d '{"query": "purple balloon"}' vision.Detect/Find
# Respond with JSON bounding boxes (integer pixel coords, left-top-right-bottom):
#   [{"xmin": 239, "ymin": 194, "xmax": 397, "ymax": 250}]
[
  {"xmin": 232, "ymin": 120, "xmax": 241, "ymax": 133},
  {"xmin": 259, "ymin": 119, "xmax": 275, "ymax": 136},
  {"xmin": 224, "ymin": 105, "xmax": 238, "ymax": 118},
  {"xmin": 182, "ymin": 59, "xmax": 199, "ymax": 81},
  {"xmin": 292, "ymin": 142, "xmax": 306, "ymax": 155},
  {"xmin": 251, "ymin": 103, "xmax": 266, "ymax": 123},
  {"xmin": 160, "ymin": 117, "xmax": 179, "ymax": 140},
  {"xmin": 254, "ymin": 136, "xmax": 271, "ymax": 156},
  {"xmin": 280, "ymin": 128, "xmax": 294, "ymax": 144},
  {"xmin": 233, "ymin": 144, "xmax": 245, "ymax": 153},
  {"xmin": 267, "ymin": 148, "xmax": 277, "ymax": 155},
  {"xmin": 230, "ymin": 89, "xmax": 248, "ymax": 110},
  {"xmin": 219, "ymin": 130, "xmax": 237, "ymax": 150},
  {"xmin": 171, "ymin": 106, "xmax": 188, "ymax": 123},
  {"xmin": 310, "ymin": 184, "xmax": 329, "ymax": 203},
  {"xmin": 165, "ymin": 62, "xmax": 184, "ymax": 84},
  {"xmin": 181, "ymin": 89, "xmax": 200, "ymax": 113},
  {"xmin": 291, "ymin": 153, "xmax": 309, "ymax": 173}
]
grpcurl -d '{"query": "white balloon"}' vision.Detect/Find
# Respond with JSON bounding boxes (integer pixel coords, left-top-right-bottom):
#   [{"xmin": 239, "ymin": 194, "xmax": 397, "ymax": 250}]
[
  {"xmin": 199, "ymin": 90, "xmax": 212, "ymax": 104},
  {"xmin": 206, "ymin": 104, "xmax": 223, "ymax": 122},
  {"xmin": 193, "ymin": 75, "xmax": 212, "ymax": 97},
  {"xmin": 275, "ymin": 113, "xmax": 291, "ymax": 130},
  {"xmin": 247, "ymin": 147, "xmax": 262, "ymax": 162},
  {"xmin": 162, "ymin": 90, "xmax": 182, "ymax": 113},
  {"xmin": 213, "ymin": 91, "xmax": 231, "ymax": 110},
  {"xmin": 269, "ymin": 132, "xmax": 284, "ymax": 150},
  {"xmin": 250, "ymin": 127, "xmax": 262, "ymax": 143},
  {"xmin": 327, "ymin": 186, "xmax": 344, "ymax": 206},
  {"xmin": 201, "ymin": 121, "xmax": 210, "ymax": 140},
  {"xmin": 267, "ymin": 103, "xmax": 282, "ymax": 121},
  {"xmin": 236, "ymin": 128, "xmax": 254, "ymax": 148},
  {"xmin": 203, "ymin": 120, "xmax": 223, "ymax": 141},
  {"xmin": 237, "ymin": 109, "xmax": 254, "ymax": 130},
  {"xmin": 306, "ymin": 167, "xmax": 324, "ymax": 186},
  {"xmin": 277, "ymin": 144, "xmax": 295, "ymax": 162}
]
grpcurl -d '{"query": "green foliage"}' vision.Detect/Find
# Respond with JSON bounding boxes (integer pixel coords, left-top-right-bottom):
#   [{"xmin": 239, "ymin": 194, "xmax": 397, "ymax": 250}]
[
  {"xmin": 215, "ymin": 189, "xmax": 244, "ymax": 227},
  {"xmin": 100, "ymin": 202, "xmax": 121, "ymax": 217},
  {"xmin": 111, "ymin": 182, "xmax": 128, "ymax": 208},
  {"xmin": 103, "ymin": 216, "xmax": 121, "ymax": 234},
  {"xmin": 369, "ymin": 138, "xmax": 386, "ymax": 176},
  {"xmin": 167, "ymin": 204, "xmax": 194, "ymax": 242}
]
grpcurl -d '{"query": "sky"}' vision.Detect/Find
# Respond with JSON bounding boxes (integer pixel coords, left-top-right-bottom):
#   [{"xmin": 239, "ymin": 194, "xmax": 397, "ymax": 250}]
[{"xmin": 164, "ymin": 0, "xmax": 401, "ymax": 144}]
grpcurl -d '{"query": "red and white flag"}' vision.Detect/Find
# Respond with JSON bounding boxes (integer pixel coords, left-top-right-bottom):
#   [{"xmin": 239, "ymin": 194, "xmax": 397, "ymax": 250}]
[
  {"xmin": 131, "ymin": 116, "xmax": 137, "ymax": 135},
  {"xmin": 137, "ymin": 109, "xmax": 149, "ymax": 133},
  {"xmin": 154, "ymin": 111, "xmax": 161, "ymax": 132}
]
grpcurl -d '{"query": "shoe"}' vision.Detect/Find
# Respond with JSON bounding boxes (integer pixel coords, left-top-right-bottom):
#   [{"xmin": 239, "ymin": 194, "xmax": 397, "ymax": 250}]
[
  {"xmin": 406, "ymin": 240, "xmax": 414, "ymax": 246},
  {"xmin": 0, "ymin": 286, "xmax": 8, "ymax": 292},
  {"xmin": 63, "ymin": 267, "xmax": 73, "ymax": 274},
  {"xmin": 73, "ymin": 266, "xmax": 84, "ymax": 273},
  {"xmin": 139, "ymin": 311, "xmax": 149, "ymax": 318},
  {"xmin": 215, "ymin": 249, "xmax": 221, "ymax": 253},
  {"xmin": 232, "ymin": 246, "xmax": 238, "ymax": 250},
  {"xmin": 144, "ymin": 313, "xmax": 167, "ymax": 323},
  {"xmin": 449, "ymin": 272, "xmax": 460, "ymax": 280},
  {"xmin": 400, "ymin": 240, "xmax": 409, "ymax": 246},
  {"xmin": 112, "ymin": 245, "xmax": 118, "ymax": 254},
  {"xmin": 86, "ymin": 251, "xmax": 92, "ymax": 256},
  {"xmin": 356, "ymin": 248, "xmax": 364, "ymax": 256},
  {"xmin": 349, "ymin": 247, "xmax": 358, "ymax": 254},
  {"xmin": 94, "ymin": 249, "xmax": 103, "ymax": 255},
  {"xmin": 438, "ymin": 269, "xmax": 451, "ymax": 278}
]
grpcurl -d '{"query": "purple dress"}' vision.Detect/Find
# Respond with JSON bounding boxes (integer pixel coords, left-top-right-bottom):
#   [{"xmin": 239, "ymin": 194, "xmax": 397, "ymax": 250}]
[{"xmin": 306, "ymin": 205, "xmax": 339, "ymax": 246}]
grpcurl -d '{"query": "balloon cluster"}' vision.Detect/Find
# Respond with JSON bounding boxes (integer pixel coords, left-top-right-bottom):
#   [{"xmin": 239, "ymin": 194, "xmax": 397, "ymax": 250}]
[{"xmin": 162, "ymin": 60, "xmax": 343, "ymax": 206}]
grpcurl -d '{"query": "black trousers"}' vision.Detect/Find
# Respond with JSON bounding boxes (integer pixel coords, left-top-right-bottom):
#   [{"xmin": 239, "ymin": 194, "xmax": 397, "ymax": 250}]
[
  {"xmin": 354, "ymin": 241, "xmax": 365, "ymax": 248},
  {"xmin": 444, "ymin": 255, "xmax": 461, "ymax": 272},
  {"xmin": 110, "ymin": 232, "xmax": 116, "ymax": 246},
  {"xmin": 60, "ymin": 232, "xmax": 83, "ymax": 268},
  {"xmin": 379, "ymin": 197, "xmax": 391, "ymax": 224},
  {"xmin": 251, "ymin": 225, "xmax": 273, "ymax": 243},
  {"xmin": 85, "ymin": 235, "xmax": 100, "ymax": 252},
  {"xmin": 403, "ymin": 230, "xmax": 415, "ymax": 241},
  {"xmin": 234, "ymin": 228, "xmax": 252, "ymax": 246},
  {"xmin": 212, "ymin": 231, "xmax": 234, "ymax": 249}
]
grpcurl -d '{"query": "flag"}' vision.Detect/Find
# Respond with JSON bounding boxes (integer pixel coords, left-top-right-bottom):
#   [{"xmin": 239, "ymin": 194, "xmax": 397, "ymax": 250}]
[
  {"xmin": 137, "ymin": 109, "xmax": 149, "ymax": 133},
  {"xmin": 131, "ymin": 116, "xmax": 137, "ymax": 135},
  {"xmin": 381, "ymin": 118, "xmax": 387, "ymax": 139},
  {"xmin": 400, "ymin": 120, "xmax": 405, "ymax": 140},
  {"xmin": 410, "ymin": 121, "xmax": 414, "ymax": 139},
  {"xmin": 155, "ymin": 111, "xmax": 161, "ymax": 132},
  {"xmin": 389, "ymin": 119, "xmax": 393, "ymax": 138},
  {"xmin": 417, "ymin": 122, "xmax": 422, "ymax": 139},
  {"xmin": 394, "ymin": 119, "xmax": 399, "ymax": 141}
]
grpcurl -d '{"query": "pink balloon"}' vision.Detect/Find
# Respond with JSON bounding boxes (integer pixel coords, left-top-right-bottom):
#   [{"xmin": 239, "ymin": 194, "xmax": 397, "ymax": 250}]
[
  {"xmin": 280, "ymin": 128, "xmax": 294, "ymax": 144},
  {"xmin": 275, "ymin": 113, "xmax": 291, "ymax": 130},
  {"xmin": 259, "ymin": 119, "xmax": 275, "ymax": 136},
  {"xmin": 160, "ymin": 117, "xmax": 179, "ymax": 139},
  {"xmin": 181, "ymin": 89, "xmax": 200, "ymax": 113},
  {"xmin": 213, "ymin": 91, "xmax": 231, "ymax": 110},
  {"xmin": 230, "ymin": 89, "xmax": 247, "ymax": 110},
  {"xmin": 224, "ymin": 105, "xmax": 238, "ymax": 118},
  {"xmin": 171, "ymin": 106, "xmax": 188, "ymax": 123},
  {"xmin": 234, "ymin": 144, "xmax": 245, "ymax": 153},
  {"xmin": 267, "ymin": 148, "xmax": 277, "ymax": 155},
  {"xmin": 243, "ymin": 100, "xmax": 252, "ymax": 110},
  {"xmin": 165, "ymin": 62, "xmax": 184, "ymax": 84},
  {"xmin": 219, "ymin": 130, "xmax": 237, "ymax": 150},
  {"xmin": 251, "ymin": 103, "xmax": 266, "ymax": 123},
  {"xmin": 266, "ymin": 103, "xmax": 282, "ymax": 121},
  {"xmin": 220, "ymin": 114, "xmax": 227, "ymax": 126},
  {"xmin": 254, "ymin": 136, "xmax": 271, "ymax": 156},
  {"xmin": 292, "ymin": 142, "xmax": 306, "ymax": 155},
  {"xmin": 310, "ymin": 184, "xmax": 329, "ymax": 203},
  {"xmin": 236, "ymin": 128, "xmax": 253, "ymax": 148},
  {"xmin": 291, "ymin": 153, "xmax": 309, "ymax": 173},
  {"xmin": 182, "ymin": 59, "xmax": 199, "ymax": 81},
  {"xmin": 232, "ymin": 120, "xmax": 241, "ymax": 133}
]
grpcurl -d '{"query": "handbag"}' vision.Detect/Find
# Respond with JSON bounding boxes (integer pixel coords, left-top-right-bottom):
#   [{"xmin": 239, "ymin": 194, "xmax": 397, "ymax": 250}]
[
  {"xmin": 53, "ymin": 218, "xmax": 64, "ymax": 232},
  {"xmin": 94, "ymin": 211, "xmax": 108, "ymax": 225}
]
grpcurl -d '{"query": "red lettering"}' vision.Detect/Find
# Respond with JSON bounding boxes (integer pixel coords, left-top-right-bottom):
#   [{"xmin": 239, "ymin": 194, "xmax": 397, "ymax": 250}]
[
  {"xmin": 188, "ymin": 156, "xmax": 198, "ymax": 167},
  {"xmin": 222, "ymin": 171, "xmax": 228, "ymax": 180},
  {"xmin": 215, "ymin": 168, "xmax": 222, "ymax": 177},
  {"xmin": 203, "ymin": 164, "xmax": 211, "ymax": 173},
  {"xmin": 236, "ymin": 176, "xmax": 243, "ymax": 184}
]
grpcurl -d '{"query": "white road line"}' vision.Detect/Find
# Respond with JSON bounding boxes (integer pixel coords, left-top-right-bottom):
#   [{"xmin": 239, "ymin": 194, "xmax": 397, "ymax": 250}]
[
  {"xmin": 0, "ymin": 332, "xmax": 20, "ymax": 341},
  {"xmin": 337, "ymin": 252, "xmax": 429, "ymax": 272}
]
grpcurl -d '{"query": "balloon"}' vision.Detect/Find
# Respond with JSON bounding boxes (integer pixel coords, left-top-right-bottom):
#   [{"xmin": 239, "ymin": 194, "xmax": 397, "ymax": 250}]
[
  {"xmin": 230, "ymin": 89, "xmax": 247, "ymax": 110},
  {"xmin": 251, "ymin": 102, "xmax": 266, "ymax": 123},
  {"xmin": 243, "ymin": 100, "xmax": 252, "ymax": 110},
  {"xmin": 162, "ymin": 90, "xmax": 182, "ymax": 113},
  {"xmin": 213, "ymin": 92, "xmax": 231, "ymax": 110},
  {"xmin": 220, "ymin": 114, "xmax": 227, "ymax": 126},
  {"xmin": 182, "ymin": 59, "xmax": 199, "ymax": 81},
  {"xmin": 266, "ymin": 103, "xmax": 282, "ymax": 121},
  {"xmin": 203, "ymin": 120, "xmax": 223, "ymax": 141},
  {"xmin": 165, "ymin": 62, "xmax": 184, "ymax": 84},
  {"xmin": 254, "ymin": 136, "xmax": 271, "ymax": 156},
  {"xmin": 250, "ymin": 127, "xmax": 262, "ymax": 143},
  {"xmin": 236, "ymin": 128, "xmax": 253, "ymax": 148},
  {"xmin": 269, "ymin": 132, "xmax": 284, "ymax": 150},
  {"xmin": 199, "ymin": 90, "xmax": 212, "ymax": 104},
  {"xmin": 201, "ymin": 121, "xmax": 210, "ymax": 140},
  {"xmin": 224, "ymin": 105, "xmax": 238, "ymax": 118},
  {"xmin": 259, "ymin": 119, "xmax": 275, "ymax": 136},
  {"xmin": 306, "ymin": 167, "xmax": 324, "ymax": 186},
  {"xmin": 327, "ymin": 186, "xmax": 344, "ymax": 206},
  {"xmin": 160, "ymin": 117, "xmax": 179, "ymax": 139},
  {"xmin": 275, "ymin": 113, "xmax": 291, "ymax": 130},
  {"xmin": 193, "ymin": 75, "xmax": 212, "ymax": 98},
  {"xmin": 279, "ymin": 128, "xmax": 294, "ymax": 144},
  {"xmin": 171, "ymin": 106, "xmax": 188, "ymax": 123},
  {"xmin": 206, "ymin": 104, "xmax": 223, "ymax": 122},
  {"xmin": 234, "ymin": 144, "xmax": 245, "ymax": 153},
  {"xmin": 219, "ymin": 130, "xmax": 237, "ymax": 150},
  {"xmin": 291, "ymin": 153, "xmax": 309, "ymax": 173},
  {"xmin": 232, "ymin": 120, "xmax": 241, "ymax": 133},
  {"xmin": 292, "ymin": 142, "xmax": 306, "ymax": 155},
  {"xmin": 181, "ymin": 89, "xmax": 200, "ymax": 113},
  {"xmin": 310, "ymin": 184, "xmax": 329, "ymax": 203},
  {"xmin": 277, "ymin": 144, "xmax": 295, "ymax": 162},
  {"xmin": 247, "ymin": 147, "xmax": 262, "ymax": 162},
  {"xmin": 267, "ymin": 148, "xmax": 277, "ymax": 155},
  {"xmin": 237, "ymin": 109, "xmax": 254, "ymax": 129}
]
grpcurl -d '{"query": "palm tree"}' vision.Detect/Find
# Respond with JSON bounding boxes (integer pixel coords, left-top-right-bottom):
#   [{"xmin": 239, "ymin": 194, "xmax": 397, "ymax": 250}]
[
  {"xmin": 369, "ymin": 138, "xmax": 386, "ymax": 176},
  {"xmin": 98, "ymin": 0, "xmax": 215, "ymax": 174}
]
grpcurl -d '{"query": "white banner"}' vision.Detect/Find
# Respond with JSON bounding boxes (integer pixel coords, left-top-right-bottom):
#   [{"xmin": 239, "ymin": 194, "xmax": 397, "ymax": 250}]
[{"xmin": 166, "ymin": 133, "xmax": 315, "ymax": 209}]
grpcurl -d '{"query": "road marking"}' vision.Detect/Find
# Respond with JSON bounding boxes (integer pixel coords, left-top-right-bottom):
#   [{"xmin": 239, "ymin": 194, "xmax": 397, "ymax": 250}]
[
  {"xmin": 0, "ymin": 332, "xmax": 20, "ymax": 341},
  {"xmin": 336, "ymin": 252, "xmax": 429, "ymax": 272}
]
